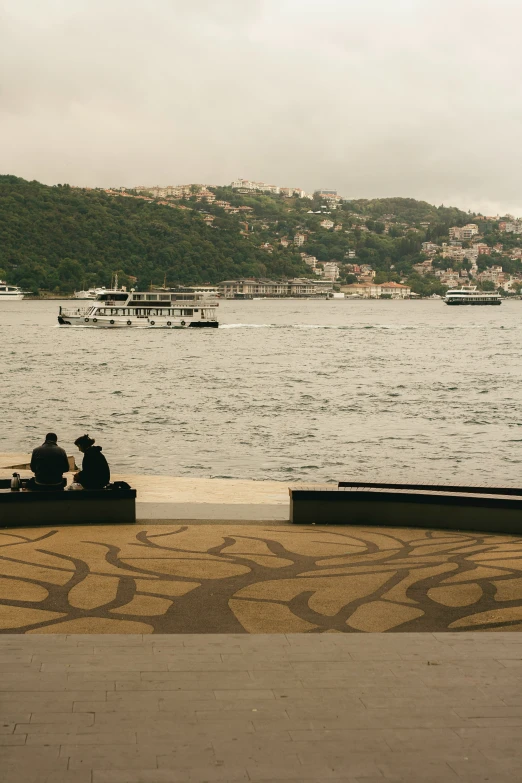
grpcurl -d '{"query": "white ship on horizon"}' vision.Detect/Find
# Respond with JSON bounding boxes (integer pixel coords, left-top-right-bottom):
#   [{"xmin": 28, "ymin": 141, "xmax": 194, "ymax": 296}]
[{"xmin": 0, "ymin": 281, "xmax": 28, "ymax": 301}]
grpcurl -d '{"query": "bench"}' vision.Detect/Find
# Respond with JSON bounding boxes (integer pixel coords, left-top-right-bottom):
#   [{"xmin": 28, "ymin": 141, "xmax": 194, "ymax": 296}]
[
  {"xmin": 0, "ymin": 486, "xmax": 136, "ymax": 527},
  {"xmin": 289, "ymin": 483, "xmax": 522, "ymax": 534}
]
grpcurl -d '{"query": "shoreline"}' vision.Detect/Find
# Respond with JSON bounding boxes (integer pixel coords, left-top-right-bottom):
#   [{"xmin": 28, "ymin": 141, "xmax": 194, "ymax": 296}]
[{"xmin": 0, "ymin": 453, "xmax": 292, "ymax": 522}]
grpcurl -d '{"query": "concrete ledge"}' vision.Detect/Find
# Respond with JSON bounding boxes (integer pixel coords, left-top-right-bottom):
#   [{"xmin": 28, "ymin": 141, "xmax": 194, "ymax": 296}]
[
  {"xmin": 290, "ymin": 485, "xmax": 522, "ymax": 533},
  {"xmin": 0, "ymin": 489, "xmax": 136, "ymax": 526},
  {"xmin": 338, "ymin": 479, "xmax": 522, "ymax": 495}
]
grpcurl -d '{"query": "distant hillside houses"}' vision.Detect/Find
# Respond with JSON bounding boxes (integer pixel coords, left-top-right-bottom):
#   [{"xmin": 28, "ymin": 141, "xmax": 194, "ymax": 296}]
[
  {"xmin": 230, "ymin": 179, "xmax": 310, "ymax": 198},
  {"xmin": 499, "ymin": 220, "xmax": 522, "ymax": 234},
  {"xmin": 448, "ymin": 224, "xmax": 479, "ymax": 240},
  {"xmin": 133, "ymin": 184, "xmax": 216, "ymax": 202}
]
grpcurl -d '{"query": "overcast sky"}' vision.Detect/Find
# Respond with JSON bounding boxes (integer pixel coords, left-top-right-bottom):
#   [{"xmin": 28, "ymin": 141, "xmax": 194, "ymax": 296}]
[{"xmin": 1, "ymin": 0, "xmax": 521, "ymax": 215}]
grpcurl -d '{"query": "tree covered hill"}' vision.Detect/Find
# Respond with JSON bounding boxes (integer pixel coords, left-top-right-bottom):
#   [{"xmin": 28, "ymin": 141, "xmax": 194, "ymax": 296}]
[
  {"xmin": 0, "ymin": 175, "xmax": 309, "ymax": 292},
  {"xmin": 343, "ymin": 197, "xmax": 470, "ymax": 227},
  {"xmin": 0, "ymin": 174, "xmax": 498, "ymax": 296}
]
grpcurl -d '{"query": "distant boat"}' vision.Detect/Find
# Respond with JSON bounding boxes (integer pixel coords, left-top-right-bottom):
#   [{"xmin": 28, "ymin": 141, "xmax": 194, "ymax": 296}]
[
  {"xmin": 0, "ymin": 281, "xmax": 27, "ymax": 301},
  {"xmin": 74, "ymin": 273, "xmax": 126, "ymax": 300},
  {"xmin": 74, "ymin": 287, "xmax": 105, "ymax": 300},
  {"xmin": 444, "ymin": 286, "xmax": 501, "ymax": 306}
]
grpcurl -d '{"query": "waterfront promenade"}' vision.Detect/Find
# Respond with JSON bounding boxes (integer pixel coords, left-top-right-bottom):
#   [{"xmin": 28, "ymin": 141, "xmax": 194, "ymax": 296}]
[{"xmin": 2, "ymin": 455, "xmax": 522, "ymax": 780}]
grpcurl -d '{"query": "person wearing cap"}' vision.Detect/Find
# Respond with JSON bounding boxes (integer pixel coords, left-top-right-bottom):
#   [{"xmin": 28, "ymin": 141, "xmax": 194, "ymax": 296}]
[{"xmin": 29, "ymin": 433, "xmax": 70, "ymax": 491}]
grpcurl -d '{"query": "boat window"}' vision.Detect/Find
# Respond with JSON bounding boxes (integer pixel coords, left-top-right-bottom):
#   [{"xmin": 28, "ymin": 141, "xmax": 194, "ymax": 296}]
[
  {"xmin": 173, "ymin": 309, "xmax": 182, "ymax": 316},
  {"xmin": 159, "ymin": 295, "xmax": 170, "ymax": 301},
  {"xmin": 182, "ymin": 309, "xmax": 193, "ymax": 316},
  {"xmin": 133, "ymin": 295, "xmax": 143, "ymax": 301},
  {"xmin": 146, "ymin": 294, "xmax": 158, "ymax": 301}
]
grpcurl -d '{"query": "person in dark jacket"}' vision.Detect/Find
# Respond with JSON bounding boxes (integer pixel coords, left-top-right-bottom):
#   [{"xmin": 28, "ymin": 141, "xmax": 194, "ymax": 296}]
[
  {"xmin": 74, "ymin": 435, "xmax": 110, "ymax": 489},
  {"xmin": 29, "ymin": 432, "xmax": 69, "ymax": 491}
]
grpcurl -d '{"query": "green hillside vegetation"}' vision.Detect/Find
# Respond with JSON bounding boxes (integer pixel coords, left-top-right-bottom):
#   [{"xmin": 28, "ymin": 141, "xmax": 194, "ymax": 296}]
[
  {"xmin": 0, "ymin": 175, "xmax": 518, "ymax": 295},
  {"xmin": 0, "ymin": 176, "xmax": 309, "ymax": 293}
]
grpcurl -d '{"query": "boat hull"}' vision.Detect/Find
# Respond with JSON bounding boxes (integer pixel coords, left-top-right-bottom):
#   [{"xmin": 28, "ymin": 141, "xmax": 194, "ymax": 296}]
[
  {"xmin": 445, "ymin": 300, "xmax": 501, "ymax": 305},
  {"xmin": 58, "ymin": 315, "xmax": 218, "ymax": 328}
]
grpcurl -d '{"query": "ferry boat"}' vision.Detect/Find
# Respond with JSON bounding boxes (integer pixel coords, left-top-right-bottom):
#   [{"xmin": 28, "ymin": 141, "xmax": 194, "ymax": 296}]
[
  {"xmin": 58, "ymin": 286, "xmax": 219, "ymax": 328},
  {"xmin": 0, "ymin": 281, "xmax": 28, "ymax": 301},
  {"xmin": 444, "ymin": 286, "xmax": 501, "ymax": 305}
]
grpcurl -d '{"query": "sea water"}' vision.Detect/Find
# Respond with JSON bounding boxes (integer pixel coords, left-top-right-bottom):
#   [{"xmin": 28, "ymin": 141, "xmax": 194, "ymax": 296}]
[{"xmin": 1, "ymin": 298, "xmax": 521, "ymax": 485}]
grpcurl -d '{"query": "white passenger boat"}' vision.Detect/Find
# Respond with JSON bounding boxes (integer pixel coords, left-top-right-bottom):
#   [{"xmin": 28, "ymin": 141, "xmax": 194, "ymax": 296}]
[
  {"xmin": 74, "ymin": 287, "xmax": 106, "ymax": 300},
  {"xmin": 0, "ymin": 281, "xmax": 28, "ymax": 301},
  {"xmin": 58, "ymin": 287, "xmax": 219, "ymax": 328},
  {"xmin": 444, "ymin": 286, "xmax": 501, "ymax": 305},
  {"xmin": 74, "ymin": 274, "xmax": 126, "ymax": 300}
]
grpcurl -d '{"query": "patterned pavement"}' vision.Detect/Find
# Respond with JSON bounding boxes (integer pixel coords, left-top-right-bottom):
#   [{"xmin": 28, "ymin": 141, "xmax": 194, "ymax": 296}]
[{"xmin": 2, "ymin": 524, "xmax": 522, "ymax": 634}]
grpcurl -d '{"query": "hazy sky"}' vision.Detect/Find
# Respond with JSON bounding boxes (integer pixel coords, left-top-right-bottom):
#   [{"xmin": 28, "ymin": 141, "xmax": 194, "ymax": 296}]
[{"xmin": 2, "ymin": 0, "xmax": 521, "ymax": 214}]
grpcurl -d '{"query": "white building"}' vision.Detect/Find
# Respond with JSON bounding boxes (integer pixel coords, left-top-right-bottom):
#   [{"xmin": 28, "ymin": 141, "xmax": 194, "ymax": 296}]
[
  {"xmin": 421, "ymin": 242, "xmax": 440, "ymax": 254},
  {"xmin": 220, "ymin": 278, "xmax": 333, "ymax": 298},
  {"xmin": 320, "ymin": 219, "xmax": 334, "ymax": 229},
  {"xmin": 341, "ymin": 282, "xmax": 411, "ymax": 299},
  {"xmin": 230, "ymin": 179, "xmax": 280, "ymax": 195},
  {"xmin": 449, "ymin": 224, "xmax": 479, "ymax": 240},
  {"xmin": 323, "ymin": 262, "xmax": 340, "ymax": 281}
]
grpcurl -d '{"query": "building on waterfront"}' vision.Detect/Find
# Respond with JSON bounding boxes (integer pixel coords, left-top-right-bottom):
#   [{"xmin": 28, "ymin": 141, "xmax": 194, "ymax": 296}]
[
  {"xmin": 294, "ymin": 233, "xmax": 306, "ymax": 246},
  {"xmin": 219, "ymin": 278, "xmax": 334, "ymax": 299},
  {"xmin": 341, "ymin": 282, "xmax": 411, "ymax": 299}
]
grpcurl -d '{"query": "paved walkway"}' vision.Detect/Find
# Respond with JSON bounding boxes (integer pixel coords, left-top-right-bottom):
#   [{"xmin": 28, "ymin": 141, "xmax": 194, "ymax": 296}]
[
  {"xmin": 1, "ymin": 632, "xmax": 522, "ymax": 782},
  {"xmin": 2, "ymin": 524, "xmax": 522, "ymax": 634}
]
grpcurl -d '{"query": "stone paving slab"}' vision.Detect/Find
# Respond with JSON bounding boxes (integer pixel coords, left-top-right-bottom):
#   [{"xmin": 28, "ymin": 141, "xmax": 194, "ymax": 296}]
[{"xmin": 0, "ymin": 633, "xmax": 522, "ymax": 781}]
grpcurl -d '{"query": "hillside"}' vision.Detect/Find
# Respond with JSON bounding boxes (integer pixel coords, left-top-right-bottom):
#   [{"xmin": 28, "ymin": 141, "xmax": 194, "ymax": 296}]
[
  {"xmin": 0, "ymin": 176, "xmax": 309, "ymax": 293},
  {"xmin": 1, "ymin": 175, "xmax": 517, "ymax": 295}
]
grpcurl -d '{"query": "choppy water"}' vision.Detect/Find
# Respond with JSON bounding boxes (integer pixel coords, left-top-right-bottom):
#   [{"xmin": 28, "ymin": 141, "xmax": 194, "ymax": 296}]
[{"xmin": 1, "ymin": 298, "xmax": 522, "ymax": 485}]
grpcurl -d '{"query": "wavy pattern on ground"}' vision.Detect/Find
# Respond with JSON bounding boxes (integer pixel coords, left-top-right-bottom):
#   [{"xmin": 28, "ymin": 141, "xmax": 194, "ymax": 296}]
[{"xmin": 2, "ymin": 525, "xmax": 522, "ymax": 634}]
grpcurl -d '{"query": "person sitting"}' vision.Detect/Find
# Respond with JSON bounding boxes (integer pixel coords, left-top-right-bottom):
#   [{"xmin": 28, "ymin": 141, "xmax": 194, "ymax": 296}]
[
  {"xmin": 74, "ymin": 435, "xmax": 110, "ymax": 489},
  {"xmin": 28, "ymin": 432, "xmax": 69, "ymax": 491}
]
